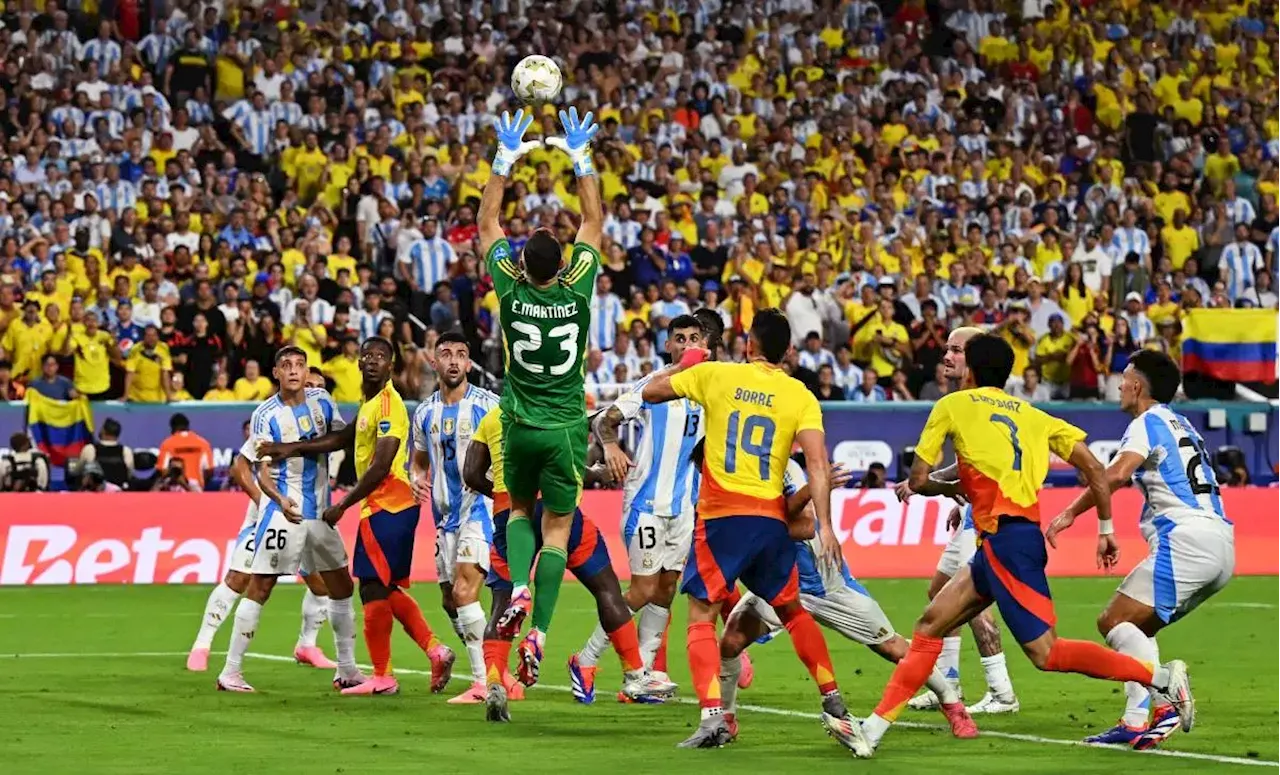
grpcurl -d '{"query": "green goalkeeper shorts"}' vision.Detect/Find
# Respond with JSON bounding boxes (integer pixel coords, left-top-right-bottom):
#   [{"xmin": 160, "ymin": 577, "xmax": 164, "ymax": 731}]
[{"xmin": 500, "ymin": 415, "xmax": 588, "ymax": 516}]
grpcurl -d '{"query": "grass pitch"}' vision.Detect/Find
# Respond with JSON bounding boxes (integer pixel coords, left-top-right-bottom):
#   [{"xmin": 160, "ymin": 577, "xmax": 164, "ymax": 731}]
[{"xmin": 0, "ymin": 577, "xmax": 1275, "ymax": 774}]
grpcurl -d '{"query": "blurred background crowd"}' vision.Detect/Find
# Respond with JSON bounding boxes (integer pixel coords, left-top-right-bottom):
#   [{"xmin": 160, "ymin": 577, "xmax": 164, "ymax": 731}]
[{"xmin": 0, "ymin": 0, "xmax": 1274, "ymax": 410}]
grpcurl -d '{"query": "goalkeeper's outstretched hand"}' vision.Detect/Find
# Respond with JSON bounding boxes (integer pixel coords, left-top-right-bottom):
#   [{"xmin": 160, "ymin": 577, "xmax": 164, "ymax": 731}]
[
  {"xmin": 492, "ymin": 109, "xmax": 540, "ymax": 177},
  {"xmin": 546, "ymin": 106, "xmax": 599, "ymax": 176}
]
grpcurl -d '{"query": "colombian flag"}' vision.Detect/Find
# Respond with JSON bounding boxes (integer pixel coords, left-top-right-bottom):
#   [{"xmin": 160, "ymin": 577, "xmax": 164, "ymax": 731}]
[
  {"xmin": 25, "ymin": 391, "xmax": 94, "ymax": 466},
  {"xmin": 1181, "ymin": 309, "xmax": 1278, "ymax": 383}
]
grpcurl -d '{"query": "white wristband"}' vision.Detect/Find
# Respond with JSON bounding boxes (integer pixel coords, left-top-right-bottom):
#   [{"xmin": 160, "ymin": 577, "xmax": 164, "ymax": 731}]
[{"xmin": 1098, "ymin": 519, "xmax": 1115, "ymax": 536}]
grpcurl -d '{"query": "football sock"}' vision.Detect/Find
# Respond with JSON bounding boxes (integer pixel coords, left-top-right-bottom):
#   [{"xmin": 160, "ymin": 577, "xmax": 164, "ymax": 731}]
[
  {"xmin": 1043, "ymin": 638, "xmax": 1155, "ymax": 685},
  {"xmin": 223, "ymin": 598, "xmax": 262, "ymax": 674},
  {"xmin": 862, "ymin": 713, "xmax": 891, "ymax": 747},
  {"xmin": 506, "ymin": 514, "xmax": 536, "ymax": 589},
  {"xmin": 654, "ymin": 617, "xmax": 671, "ymax": 673},
  {"xmin": 387, "ymin": 589, "xmax": 442, "ymax": 653},
  {"xmin": 686, "ymin": 620, "xmax": 722, "ymax": 714},
  {"xmin": 719, "ymin": 654, "xmax": 743, "ymax": 714},
  {"xmin": 530, "ymin": 546, "xmax": 568, "ymax": 632},
  {"xmin": 780, "ymin": 608, "xmax": 839, "ymax": 695},
  {"xmin": 448, "ymin": 609, "xmax": 465, "ymax": 641},
  {"xmin": 193, "ymin": 582, "xmax": 240, "ymax": 648},
  {"xmin": 980, "ymin": 653, "xmax": 1015, "ymax": 698},
  {"xmin": 873, "ymin": 631, "xmax": 943, "ymax": 722},
  {"xmin": 579, "ymin": 603, "xmax": 639, "ymax": 668},
  {"xmin": 719, "ymin": 587, "xmax": 742, "ymax": 624},
  {"xmin": 938, "ymin": 635, "xmax": 962, "ymax": 685},
  {"xmin": 926, "ymin": 667, "xmax": 960, "ymax": 705},
  {"xmin": 297, "ymin": 590, "xmax": 329, "ymax": 648},
  {"xmin": 608, "ymin": 621, "xmax": 644, "ymax": 673},
  {"xmin": 1148, "ymin": 638, "xmax": 1171, "ymax": 711},
  {"xmin": 456, "ymin": 602, "xmax": 488, "ymax": 684},
  {"xmin": 484, "ymin": 639, "xmax": 513, "ymax": 686},
  {"xmin": 363, "ymin": 599, "xmax": 394, "ymax": 677},
  {"xmin": 637, "ymin": 603, "xmax": 670, "ymax": 669},
  {"xmin": 1106, "ymin": 623, "xmax": 1160, "ymax": 727},
  {"xmin": 328, "ymin": 596, "xmax": 358, "ymax": 675}
]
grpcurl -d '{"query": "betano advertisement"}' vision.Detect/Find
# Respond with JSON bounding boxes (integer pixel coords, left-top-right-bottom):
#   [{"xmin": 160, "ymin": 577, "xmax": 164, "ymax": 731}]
[{"xmin": 1, "ymin": 489, "xmax": 1273, "ymax": 586}]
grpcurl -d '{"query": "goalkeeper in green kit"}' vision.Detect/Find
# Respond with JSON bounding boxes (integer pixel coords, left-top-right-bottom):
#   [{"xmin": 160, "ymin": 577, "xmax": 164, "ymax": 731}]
[{"xmin": 478, "ymin": 106, "xmax": 602, "ymax": 686}]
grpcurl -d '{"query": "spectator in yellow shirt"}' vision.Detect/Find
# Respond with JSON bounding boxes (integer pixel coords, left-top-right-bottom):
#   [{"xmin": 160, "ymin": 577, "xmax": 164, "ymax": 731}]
[
  {"xmin": 1, "ymin": 301, "xmax": 54, "ymax": 381},
  {"xmin": 203, "ymin": 370, "xmax": 238, "ymax": 401},
  {"xmin": 124, "ymin": 327, "xmax": 173, "ymax": 403},
  {"xmin": 1146, "ymin": 279, "xmax": 1180, "ymax": 324},
  {"xmin": 169, "ymin": 371, "xmax": 195, "ymax": 401},
  {"xmin": 62, "ymin": 312, "xmax": 119, "ymax": 399},
  {"xmin": 233, "ymin": 359, "xmax": 274, "ymax": 401},
  {"xmin": 321, "ymin": 337, "xmax": 363, "ymax": 403},
  {"xmin": 1032, "ymin": 314, "xmax": 1076, "ymax": 397},
  {"xmin": 854, "ymin": 298, "xmax": 910, "ymax": 380},
  {"xmin": 1161, "ymin": 211, "xmax": 1200, "ymax": 271},
  {"xmin": 283, "ymin": 300, "xmax": 329, "ymax": 366}
]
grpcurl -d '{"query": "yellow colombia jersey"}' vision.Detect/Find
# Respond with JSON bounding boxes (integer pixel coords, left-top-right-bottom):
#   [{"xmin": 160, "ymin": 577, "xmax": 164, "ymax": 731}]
[
  {"xmin": 472, "ymin": 406, "xmax": 510, "ymax": 512},
  {"xmin": 669, "ymin": 361, "xmax": 823, "ymax": 521},
  {"xmin": 354, "ymin": 381, "xmax": 416, "ymax": 518},
  {"xmin": 915, "ymin": 387, "xmax": 1086, "ymax": 534}
]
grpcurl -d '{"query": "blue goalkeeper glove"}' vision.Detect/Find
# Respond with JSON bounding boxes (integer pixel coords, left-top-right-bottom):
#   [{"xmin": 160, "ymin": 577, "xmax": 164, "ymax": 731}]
[
  {"xmin": 492, "ymin": 109, "xmax": 540, "ymax": 178},
  {"xmin": 545, "ymin": 106, "xmax": 599, "ymax": 177}
]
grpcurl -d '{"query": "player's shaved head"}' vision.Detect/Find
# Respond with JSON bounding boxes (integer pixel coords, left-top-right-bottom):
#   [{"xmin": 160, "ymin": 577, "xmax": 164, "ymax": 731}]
[
  {"xmin": 522, "ymin": 228, "xmax": 562, "ymax": 284},
  {"xmin": 964, "ymin": 333, "xmax": 1015, "ymax": 389},
  {"xmin": 748, "ymin": 308, "xmax": 791, "ymax": 365},
  {"xmin": 943, "ymin": 326, "xmax": 984, "ymax": 380}
]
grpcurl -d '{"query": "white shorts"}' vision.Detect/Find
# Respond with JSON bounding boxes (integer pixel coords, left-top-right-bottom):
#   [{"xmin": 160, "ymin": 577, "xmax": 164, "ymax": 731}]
[
  {"xmin": 248, "ymin": 512, "xmax": 349, "ymax": 577},
  {"xmin": 1118, "ymin": 519, "xmax": 1235, "ymax": 624},
  {"xmin": 434, "ymin": 520, "xmax": 491, "ymax": 584},
  {"xmin": 228, "ymin": 500, "xmax": 260, "ymax": 575},
  {"xmin": 935, "ymin": 524, "xmax": 979, "ymax": 577},
  {"xmin": 734, "ymin": 587, "xmax": 896, "ymax": 646},
  {"xmin": 623, "ymin": 509, "xmax": 694, "ymax": 576}
]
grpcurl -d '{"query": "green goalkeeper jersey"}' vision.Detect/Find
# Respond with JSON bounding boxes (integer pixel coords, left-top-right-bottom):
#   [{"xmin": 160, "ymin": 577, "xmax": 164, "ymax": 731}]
[{"xmin": 486, "ymin": 237, "xmax": 598, "ymax": 429}]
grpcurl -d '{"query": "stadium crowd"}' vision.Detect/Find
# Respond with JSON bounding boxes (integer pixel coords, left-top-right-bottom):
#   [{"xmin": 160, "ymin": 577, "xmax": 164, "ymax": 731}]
[{"xmin": 0, "ymin": 0, "xmax": 1273, "ymax": 410}]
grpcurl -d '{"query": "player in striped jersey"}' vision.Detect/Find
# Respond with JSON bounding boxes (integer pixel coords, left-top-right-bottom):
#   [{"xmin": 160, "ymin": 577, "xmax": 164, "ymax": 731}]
[
  {"xmin": 570, "ymin": 315, "xmax": 708, "ymax": 702},
  {"xmin": 1049, "ymin": 351, "xmax": 1233, "ymax": 749},
  {"xmin": 215, "ymin": 348, "xmax": 365, "ymax": 693},
  {"xmin": 409, "ymin": 332, "xmax": 500, "ymax": 704},
  {"xmin": 187, "ymin": 369, "xmax": 343, "ymax": 674},
  {"xmin": 718, "ymin": 460, "xmax": 976, "ymax": 742}
]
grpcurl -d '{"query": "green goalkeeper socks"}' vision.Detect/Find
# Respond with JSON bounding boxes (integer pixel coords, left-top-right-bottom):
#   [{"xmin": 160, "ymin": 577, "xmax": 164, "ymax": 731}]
[
  {"xmin": 506, "ymin": 515, "xmax": 536, "ymax": 588},
  {"xmin": 531, "ymin": 546, "xmax": 568, "ymax": 632}
]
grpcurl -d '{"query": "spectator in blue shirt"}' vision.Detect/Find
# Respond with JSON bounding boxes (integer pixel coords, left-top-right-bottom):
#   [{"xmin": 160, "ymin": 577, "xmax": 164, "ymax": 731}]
[
  {"xmin": 28, "ymin": 354, "xmax": 77, "ymax": 400},
  {"xmin": 849, "ymin": 368, "xmax": 888, "ymax": 403},
  {"xmin": 217, "ymin": 209, "xmax": 254, "ymax": 250}
]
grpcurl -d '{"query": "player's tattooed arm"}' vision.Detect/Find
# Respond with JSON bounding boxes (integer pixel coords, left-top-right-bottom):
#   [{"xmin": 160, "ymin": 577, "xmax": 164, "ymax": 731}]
[
  {"xmin": 594, "ymin": 406, "xmax": 633, "ymax": 484},
  {"xmin": 461, "ymin": 438, "xmax": 493, "ymax": 498},
  {"xmin": 324, "ymin": 436, "xmax": 399, "ymax": 525},
  {"xmin": 906, "ymin": 456, "xmax": 963, "ymax": 500}
]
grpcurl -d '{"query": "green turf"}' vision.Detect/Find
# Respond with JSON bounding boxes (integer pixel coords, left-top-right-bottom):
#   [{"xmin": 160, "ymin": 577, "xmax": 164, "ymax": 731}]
[{"xmin": 0, "ymin": 577, "xmax": 1275, "ymax": 774}]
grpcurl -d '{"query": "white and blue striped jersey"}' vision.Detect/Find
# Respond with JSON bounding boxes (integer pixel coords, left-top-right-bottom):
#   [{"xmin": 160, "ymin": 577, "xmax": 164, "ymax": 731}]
[
  {"xmin": 83, "ymin": 38, "xmax": 123, "ymax": 74},
  {"xmin": 411, "ymin": 385, "xmax": 499, "ymax": 533},
  {"xmin": 240, "ymin": 388, "xmax": 344, "ymax": 521},
  {"xmin": 236, "ymin": 109, "xmax": 274, "ymax": 156},
  {"xmin": 783, "ymin": 461, "xmax": 869, "ymax": 599},
  {"xmin": 590, "ymin": 292, "xmax": 626, "ymax": 350},
  {"xmin": 400, "ymin": 236, "xmax": 455, "ymax": 290},
  {"xmin": 616, "ymin": 374, "xmax": 704, "ymax": 519},
  {"xmin": 1221, "ymin": 241, "xmax": 1262, "ymax": 303},
  {"xmin": 603, "ymin": 216, "xmax": 642, "ymax": 250},
  {"xmin": 1118, "ymin": 404, "xmax": 1231, "ymax": 540},
  {"xmin": 1225, "ymin": 197, "xmax": 1255, "ymax": 227},
  {"xmin": 1112, "ymin": 226, "xmax": 1150, "ymax": 259}
]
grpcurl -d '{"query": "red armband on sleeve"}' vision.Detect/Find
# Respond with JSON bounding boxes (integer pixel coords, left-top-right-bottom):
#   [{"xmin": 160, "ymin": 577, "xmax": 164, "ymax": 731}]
[{"xmin": 679, "ymin": 347, "xmax": 710, "ymax": 369}]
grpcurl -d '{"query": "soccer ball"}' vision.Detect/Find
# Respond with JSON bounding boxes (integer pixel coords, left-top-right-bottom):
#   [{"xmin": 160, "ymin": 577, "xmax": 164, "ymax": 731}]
[{"xmin": 511, "ymin": 55, "xmax": 563, "ymax": 104}]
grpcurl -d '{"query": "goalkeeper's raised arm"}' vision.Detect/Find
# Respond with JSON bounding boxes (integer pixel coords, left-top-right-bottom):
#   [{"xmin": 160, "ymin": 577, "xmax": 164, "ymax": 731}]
[
  {"xmin": 546, "ymin": 106, "xmax": 602, "ymax": 252},
  {"xmin": 479, "ymin": 109, "xmax": 540, "ymax": 264}
]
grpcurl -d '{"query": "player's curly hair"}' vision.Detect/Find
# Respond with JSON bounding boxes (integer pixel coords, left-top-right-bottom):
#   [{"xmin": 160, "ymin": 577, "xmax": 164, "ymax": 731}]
[{"xmin": 522, "ymin": 228, "xmax": 562, "ymax": 284}]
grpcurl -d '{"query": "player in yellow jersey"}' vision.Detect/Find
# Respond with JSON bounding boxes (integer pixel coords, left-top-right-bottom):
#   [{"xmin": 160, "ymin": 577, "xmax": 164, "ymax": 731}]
[
  {"xmin": 640, "ymin": 308, "xmax": 870, "ymax": 755},
  {"xmin": 857, "ymin": 334, "xmax": 1195, "ymax": 757},
  {"xmin": 260, "ymin": 337, "xmax": 455, "ymax": 697}
]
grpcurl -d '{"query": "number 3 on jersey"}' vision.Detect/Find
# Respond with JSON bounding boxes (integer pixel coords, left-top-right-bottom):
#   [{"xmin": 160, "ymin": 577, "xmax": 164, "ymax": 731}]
[
  {"xmin": 510, "ymin": 321, "xmax": 580, "ymax": 376},
  {"xmin": 989, "ymin": 412, "xmax": 1023, "ymax": 471},
  {"xmin": 724, "ymin": 410, "xmax": 775, "ymax": 480}
]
